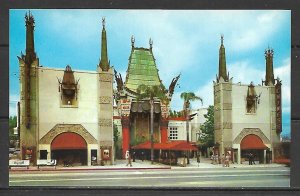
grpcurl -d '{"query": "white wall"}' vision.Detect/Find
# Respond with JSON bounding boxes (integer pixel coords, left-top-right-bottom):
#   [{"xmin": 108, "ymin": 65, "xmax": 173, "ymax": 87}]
[
  {"xmin": 38, "ymin": 67, "xmax": 99, "ymax": 140},
  {"xmin": 231, "ymin": 84, "xmax": 273, "ymax": 141},
  {"xmin": 190, "ymin": 108, "xmax": 208, "ymax": 142},
  {"xmin": 168, "ymin": 120, "xmax": 192, "ymax": 141}
]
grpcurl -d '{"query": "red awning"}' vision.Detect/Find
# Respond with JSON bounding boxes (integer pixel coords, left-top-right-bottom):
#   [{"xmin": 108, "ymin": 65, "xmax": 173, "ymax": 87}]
[
  {"xmin": 51, "ymin": 132, "xmax": 87, "ymax": 150},
  {"xmin": 132, "ymin": 140, "xmax": 198, "ymax": 151},
  {"xmin": 240, "ymin": 134, "xmax": 268, "ymax": 150}
]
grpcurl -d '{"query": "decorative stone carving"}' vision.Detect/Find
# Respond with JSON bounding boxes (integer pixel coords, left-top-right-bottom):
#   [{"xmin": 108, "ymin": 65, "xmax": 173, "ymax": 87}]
[
  {"xmin": 233, "ymin": 128, "xmax": 270, "ymax": 145},
  {"xmin": 223, "ymin": 103, "xmax": 232, "ymax": 110},
  {"xmin": 223, "ymin": 122, "xmax": 232, "ymax": 129},
  {"xmin": 100, "ymin": 74, "xmax": 113, "ymax": 82},
  {"xmin": 160, "ymin": 118, "xmax": 169, "ymax": 127},
  {"xmin": 99, "ymin": 119, "xmax": 112, "ymax": 127},
  {"xmin": 100, "ymin": 141, "xmax": 113, "ymax": 146},
  {"xmin": 39, "ymin": 124, "xmax": 97, "ymax": 144},
  {"xmin": 99, "ymin": 96, "xmax": 112, "ymax": 104},
  {"xmin": 121, "ymin": 116, "xmax": 130, "ymax": 128}
]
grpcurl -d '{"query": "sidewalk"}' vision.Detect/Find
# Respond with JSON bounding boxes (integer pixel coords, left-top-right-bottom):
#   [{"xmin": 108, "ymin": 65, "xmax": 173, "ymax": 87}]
[
  {"xmin": 9, "ymin": 159, "xmax": 171, "ymax": 172},
  {"xmin": 9, "ymin": 158, "xmax": 287, "ymax": 172},
  {"xmin": 175, "ymin": 158, "xmax": 288, "ymax": 169}
]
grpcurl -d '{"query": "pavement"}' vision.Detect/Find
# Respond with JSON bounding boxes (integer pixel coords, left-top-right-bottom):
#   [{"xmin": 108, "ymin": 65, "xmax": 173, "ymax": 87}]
[{"xmin": 9, "ymin": 157, "xmax": 288, "ymax": 172}]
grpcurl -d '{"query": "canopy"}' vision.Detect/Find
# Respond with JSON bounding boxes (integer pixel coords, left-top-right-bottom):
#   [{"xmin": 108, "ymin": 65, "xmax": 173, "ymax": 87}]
[
  {"xmin": 51, "ymin": 132, "xmax": 87, "ymax": 150},
  {"xmin": 132, "ymin": 140, "xmax": 198, "ymax": 151},
  {"xmin": 240, "ymin": 134, "xmax": 268, "ymax": 150}
]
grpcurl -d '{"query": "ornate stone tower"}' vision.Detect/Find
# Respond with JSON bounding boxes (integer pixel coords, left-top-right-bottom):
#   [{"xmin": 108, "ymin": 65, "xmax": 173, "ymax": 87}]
[
  {"xmin": 97, "ymin": 18, "xmax": 114, "ymax": 165},
  {"xmin": 263, "ymin": 48, "xmax": 282, "ymax": 158},
  {"xmin": 18, "ymin": 11, "xmax": 39, "ymax": 164},
  {"xmin": 213, "ymin": 35, "xmax": 233, "ymax": 155}
]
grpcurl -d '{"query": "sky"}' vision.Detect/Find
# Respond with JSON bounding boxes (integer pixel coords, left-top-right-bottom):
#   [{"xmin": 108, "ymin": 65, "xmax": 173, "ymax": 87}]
[{"xmin": 9, "ymin": 9, "xmax": 291, "ymax": 137}]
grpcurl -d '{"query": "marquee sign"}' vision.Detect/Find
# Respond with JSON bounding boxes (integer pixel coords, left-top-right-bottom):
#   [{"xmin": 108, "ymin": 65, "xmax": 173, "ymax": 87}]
[{"xmin": 275, "ymin": 82, "xmax": 282, "ymax": 133}]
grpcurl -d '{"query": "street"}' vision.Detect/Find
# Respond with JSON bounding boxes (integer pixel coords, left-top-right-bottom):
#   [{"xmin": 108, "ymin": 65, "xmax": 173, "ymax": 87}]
[{"xmin": 9, "ymin": 166, "xmax": 290, "ymax": 187}]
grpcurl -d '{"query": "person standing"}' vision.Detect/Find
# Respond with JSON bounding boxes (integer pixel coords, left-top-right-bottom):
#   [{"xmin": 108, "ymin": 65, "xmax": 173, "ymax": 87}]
[
  {"xmin": 141, "ymin": 151, "xmax": 144, "ymax": 162},
  {"xmin": 221, "ymin": 154, "xmax": 225, "ymax": 167},
  {"xmin": 225, "ymin": 153, "xmax": 230, "ymax": 167},
  {"xmin": 248, "ymin": 153, "xmax": 253, "ymax": 165},
  {"xmin": 126, "ymin": 152, "xmax": 132, "ymax": 167},
  {"xmin": 251, "ymin": 153, "xmax": 256, "ymax": 165},
  {"xmin": 197, "ymin": 153, "xmax": 200, "ymax": 167}
]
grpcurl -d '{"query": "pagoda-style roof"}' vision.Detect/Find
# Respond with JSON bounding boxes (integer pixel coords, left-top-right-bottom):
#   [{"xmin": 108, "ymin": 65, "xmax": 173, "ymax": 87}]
[{"xmin": 125, "ymin": 47, "xmax": 162, "ymax": 93}]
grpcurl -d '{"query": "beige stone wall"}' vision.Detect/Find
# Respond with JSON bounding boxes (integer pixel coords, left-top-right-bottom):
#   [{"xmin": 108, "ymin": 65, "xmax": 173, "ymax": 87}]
[
  {"xmin": 231, "ymin": 84, "xmax": 274, "ymax": 143},
  {"xmin": 38, "ymin": 67, "xmax": 99, "ymax": 141},
  {"xmin": 98, "ymin": 68, "xmax": 114, "ymax": 164}
]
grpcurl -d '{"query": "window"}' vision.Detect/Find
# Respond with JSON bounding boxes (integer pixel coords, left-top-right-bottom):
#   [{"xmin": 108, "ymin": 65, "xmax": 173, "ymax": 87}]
[{"xmin": 169, "ymin": 127, "xmax": 178, "ymax": 140}]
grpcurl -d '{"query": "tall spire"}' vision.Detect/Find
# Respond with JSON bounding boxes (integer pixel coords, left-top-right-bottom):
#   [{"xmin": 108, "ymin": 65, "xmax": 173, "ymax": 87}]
[
  {"xmin": 264, "ymin": 47, "xmax": 275, "ymax": 86},
  {"xmin": 149, "ymin": 38, "xmax": 153, "ymax": 51},
  {"xmin": 218, "ymin": 35, "xmax": 228, "ymax": 82},
  {"xmin": 25, "ymin": 11, "xmax": 36, "ymax": 65},
  {"xmin": 99, "ymin": 17, "xmax": 109, "ymax": 71}
]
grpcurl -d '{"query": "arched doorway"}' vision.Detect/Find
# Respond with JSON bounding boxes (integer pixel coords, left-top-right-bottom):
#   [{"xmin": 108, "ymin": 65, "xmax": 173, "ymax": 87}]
[
  {"xmin": 51, "ymin": 132, "xmax": 87, "ymax": 166},
  {"xmin": 240, "ymin": 134, "xmax": 268, "ymax": 164}
]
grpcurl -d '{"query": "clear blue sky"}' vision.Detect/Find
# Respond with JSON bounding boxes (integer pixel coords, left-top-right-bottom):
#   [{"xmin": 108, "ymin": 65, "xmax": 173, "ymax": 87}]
[{"xmin": 9, "ymin": 9, "xmax": 291, "ymax": 137}]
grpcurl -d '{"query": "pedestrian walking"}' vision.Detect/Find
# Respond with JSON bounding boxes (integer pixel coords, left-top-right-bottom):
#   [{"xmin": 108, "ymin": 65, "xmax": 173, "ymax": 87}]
[
  {"xmin": 197, "ymin": 154, "xmax": 200, "ymax": 167},
  {"xmin": 126, "ymin": 154, "xmax": 132, "ymax": 167},
  {"xmin": 221, "ymin": 154, "xmax": 225, "ymax": 167},
  {"xmin": 225, "ymin": 153, "xmax": 230, "ymax": 167},
  {"xmin": 211, "ymin": 154, "xmax": 215, "ymax": 164},
  {"xmin": 132, "ymin": 151, "xmax": 136, "ymax": 162},
  {"xmin": 248, "ymin": 153, "xmax": 253, "ymax": 165},
  {"xmin": 215, "ymin": 154, "xmax": 219, "ymax": 165},
  {"xmin": 141, "ymin": 151, "xmax": 144, "ymax": 162},
  {"xmin": 251, "ymin": 153, "xmax": 256, "ymax": 165}
]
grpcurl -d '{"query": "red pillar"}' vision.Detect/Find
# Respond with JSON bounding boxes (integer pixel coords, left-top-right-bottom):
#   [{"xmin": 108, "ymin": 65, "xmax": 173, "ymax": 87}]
[
  {"xmin": 121, "ymin": 116, "xmax": 130, "ymax": 159},
  {"xmin": 160, "ymin": 118, "xmax": 169, "ymax": 143}
]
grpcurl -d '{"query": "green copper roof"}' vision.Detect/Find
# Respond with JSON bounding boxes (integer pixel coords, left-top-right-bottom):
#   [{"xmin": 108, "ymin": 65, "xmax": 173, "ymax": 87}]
[{"xmin": 125, "ymin": 47, "xmax": 161, "ymax": 93}]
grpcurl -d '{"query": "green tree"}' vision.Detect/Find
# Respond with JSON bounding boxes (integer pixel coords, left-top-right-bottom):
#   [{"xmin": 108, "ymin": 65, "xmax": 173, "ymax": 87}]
[
  {"xmin": 199, "ymin": 105, "xmax": 215, "ymax": 148},
  {"xmin": 9, "ymin": 116, "xmax": 18, "ymax": 147},
  {"xmin": 180, "ymin": 92, "xmax": 203, "ymax": 164},
  {"xmin": 113, "ymin": 123, "xmax": 121, "ymax": 159},
  {"xmin": 137, "ymin": 84, "xmax": 168, "ymax": 164}
]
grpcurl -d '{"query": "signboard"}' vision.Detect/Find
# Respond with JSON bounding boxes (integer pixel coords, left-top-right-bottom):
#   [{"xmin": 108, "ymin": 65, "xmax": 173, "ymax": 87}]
[
  {"xmin": 101, "ymin": 146, "xmax": 112, "ymax": 161},
  {"xmin": 37, "ymin": 159, "xmax": 57, "ymax": 166},
  {"xmin": 121, "ymin": 99, "xmax": 131, "ymax": 116},
  {"xmin": 9, "ymin": 160, "xmax": 30, "ymax": 166},
  {"xmin": 275, "ymin": 82, "xmax": 282, "ymax": 133}
]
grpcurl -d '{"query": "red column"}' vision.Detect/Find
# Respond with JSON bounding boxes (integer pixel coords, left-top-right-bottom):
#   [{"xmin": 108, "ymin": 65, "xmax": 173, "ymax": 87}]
[
  {"xmin": 160, "ymin": 118, "xmax": 169, "ymax": 143},
  {"xmin": 121, "ymin": 116, "xmax": 130, "ymax": 159}
]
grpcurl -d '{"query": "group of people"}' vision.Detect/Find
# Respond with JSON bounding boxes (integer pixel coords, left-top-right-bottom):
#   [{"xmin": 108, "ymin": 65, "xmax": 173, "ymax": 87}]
[{"xmin": 211, "ymin": 152, "xmax": 231, "ymax": 167}]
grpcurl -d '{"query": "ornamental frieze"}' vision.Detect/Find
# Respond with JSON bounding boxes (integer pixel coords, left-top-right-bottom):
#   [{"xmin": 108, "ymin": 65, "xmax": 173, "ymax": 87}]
[
  {"xmin": 39, "ymin": 124, "xmax": 97, "ymax": 144},
  {"xmin": 100, "ymin": 141, "xmax": 113, "ymax": 147},
  {"xmin": 160, "ymin": 118, "xmax": 169, "ymax": 127},
  {"xmin": 233, "ymin": 128, "xmax": 270, "ymax": 145},
  {"xmin": 99, "ymin": 119, "xmax": 112, "ymax": 127},
  {"xmin": 99, "ymin": 74, "xmax": 113, "ymax": 82},
  {"xmin": 99, "ymin": 96, "xmax": 112, "ymax": 104},
  {"xmin": 121, "ymin": 116, "xmax": 130, "ymax": 127}
]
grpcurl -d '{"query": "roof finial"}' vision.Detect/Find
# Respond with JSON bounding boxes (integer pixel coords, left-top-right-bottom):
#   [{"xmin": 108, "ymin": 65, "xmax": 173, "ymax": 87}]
[
  {"xmin": 149, "ymin": 38, "xmax": 153, "ymax": 50},
  {"xmin": 102, "ymin": 17, "xmax": 105, "ymax": 29},
  {"xmin": 221, "ymin": 34, "xmax": 224, "ymax": 45},
  {"xmin": 131, "ymin": 35, "xmax": 135, "ymax": 48}
]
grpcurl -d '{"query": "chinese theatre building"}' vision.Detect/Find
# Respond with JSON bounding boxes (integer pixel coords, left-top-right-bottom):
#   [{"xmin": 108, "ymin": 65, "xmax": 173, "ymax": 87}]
[
  {"xmin": 114, "ymin": 37, "xmax": 180, "ymax": 158},
  {"xmin": 213, "ymin": 36, "xmax": 282, "ymax": 164},
  {"xmin": 19, "ymin": 13, "xmax": 114, "ymax": 166}
]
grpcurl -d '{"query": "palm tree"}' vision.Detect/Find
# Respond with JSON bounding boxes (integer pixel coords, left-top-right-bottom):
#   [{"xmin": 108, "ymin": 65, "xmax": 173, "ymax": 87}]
[
  {"xmin": 180, "ymin": 92, "xmax": 203, "ymax": 164},
  {"xmin": 136, "ymin": 84, "xmax": 168, "ymax": 164}
]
